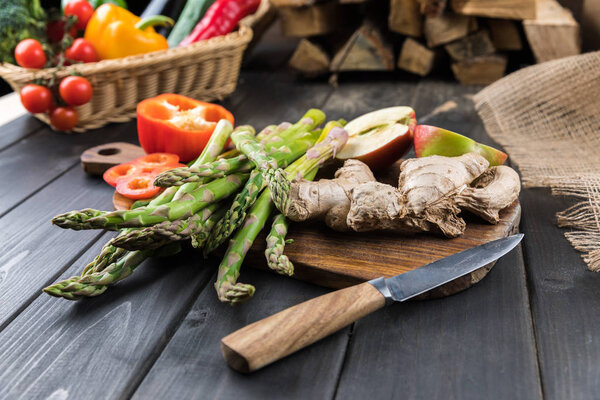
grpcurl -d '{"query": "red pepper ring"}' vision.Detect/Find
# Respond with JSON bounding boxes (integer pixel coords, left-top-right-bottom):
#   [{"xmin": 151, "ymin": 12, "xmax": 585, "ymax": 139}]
[
  {"xmin": 137, "ymin": 94, "xmax": 234, "ymax": 162},
  {"xmin": 103, "ymin": 163, "xmax": 139, "ymax": 187},
  {"xmin": 134, "ymin": 153, "xmax": 180, "ymax": 168},
  {"xmin": 116, "ymin": 173, "xmax": 162, "ymax": 200}
]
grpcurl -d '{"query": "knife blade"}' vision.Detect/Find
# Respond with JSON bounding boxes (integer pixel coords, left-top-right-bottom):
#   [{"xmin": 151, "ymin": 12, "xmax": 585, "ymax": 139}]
[{"xmin": 221, "ymin": 234, "xmax": 524, "ymax": 373}]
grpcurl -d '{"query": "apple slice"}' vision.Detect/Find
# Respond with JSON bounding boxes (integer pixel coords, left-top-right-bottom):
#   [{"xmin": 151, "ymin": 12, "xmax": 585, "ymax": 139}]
[
  {"xmin": 414, "ymin": 125, "xmax": 507, "ymax": 166},
  {"xmin": 336, "ymin": 106, "xmax": 416, "ymax": 171}
]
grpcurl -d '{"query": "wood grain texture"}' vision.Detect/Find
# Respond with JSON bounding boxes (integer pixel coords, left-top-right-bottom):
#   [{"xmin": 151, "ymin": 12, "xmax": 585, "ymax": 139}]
[
  {"xmin": 451, "ymin": 0, "xmax": 536, "ymax": 19},
  {"xmin": 389, "ymin": 0, "xmax": 423, "ymax": 37},
  {"xmin": 0, "ymin": 121, "xmax": 137, "ymax": 216},
  {"xmin": 0, "ymin": 115, "xmax": 44, "ymax": 151},
  {"xmin": 520, "ymin": 188, "xmax": 600, "ymax": 400},
  {"xmin": 222, "ymin": 281, "xmax": 385, "ymax": 372},
  {"xmin": 398, "ymin": 38, "xmax": 436, "ymax": 76},
  {"xmin": 288, "ymin": 39, "xmax": 331, "ymax": 76},
  {"xmin": 278, "ymin": 2, "xmax": 342, "ymax": 37},
  {"xmin": 523, "ymin": 0, "xmax": 581, "ymax": 63},
  {"xmin": 451, "ymin": 54, "xmax": 507, "ymax": 85},
  {"xmin": 0, "ymin": 167, "xmax": 112, "ymax": 329},
  {"xmin": 444, "ymin": 30, "xmax": 496, "ymax": 61},
  {"xmin": 424, "ymin": 13, "xmax": 473, "ymax": 47},
  {"xmin": 81, "ymin": 142, "xmax": 147, "ymax": 176},
  {"xmin": 330, "ymin": 23, "xmax": 395, "ymax": 72},
  {"xmin": 132, "ymin": 266, "xmax": 352, "ymax": 400},
  {"xmin": 0, "ymin": 233, "xmax": 215, "ymax": 400},
  {"xmin": 333, "ymin": 79, "xmax": 541, "ymax": 400}
]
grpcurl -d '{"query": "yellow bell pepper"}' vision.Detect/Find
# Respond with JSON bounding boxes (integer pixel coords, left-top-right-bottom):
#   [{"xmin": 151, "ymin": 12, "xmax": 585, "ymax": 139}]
[{"xmin": 84, "ymin": 4, "xmax": 173, "ymax": 60}]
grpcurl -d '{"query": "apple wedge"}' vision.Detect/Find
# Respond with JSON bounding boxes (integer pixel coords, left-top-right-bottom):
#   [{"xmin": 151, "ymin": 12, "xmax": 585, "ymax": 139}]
[
  {"xmin": 336, "ymin": 106, "xmax": 416, "ymax": 170},
  {"xmin": 414, "ymin": 125, "xmax": 508, "ymax": 166}
]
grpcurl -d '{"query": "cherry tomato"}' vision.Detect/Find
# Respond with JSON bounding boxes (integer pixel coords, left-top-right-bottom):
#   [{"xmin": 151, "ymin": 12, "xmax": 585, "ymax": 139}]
[
  {"xmin": 116, "ymin": 173, "xmax": 162, "ymax": 200},
  {"xmin": 20, "ymin": 85, "xmax": 53, "ymax": 114},
  {"xmin": 14, "ymin": 39, "xmax": 46, "ymax": 69},
  {"xmin": 133, "ymin": 153, "xmax": 180, "ymax": 168},
  {"xmin": 65, "ymin": 38, "xmax": 99, "ymax": 63},
  {"xmin": 50, "ymin": 107, "xmax": 78, "ymax": 131},
  {"xmin": 46, "ymin": 20, "xmax": 77, "ymax": 43},
  {"xmin": 103, "ymin": 163, "xmax": 139, "ymax": 187},
  {"xmin": 64, "ymin": 0, "xmax": 94, "ymax": 30},
  {"xmin": 59, "ymin": 76, "xmax": 93, "ymax": 106}
]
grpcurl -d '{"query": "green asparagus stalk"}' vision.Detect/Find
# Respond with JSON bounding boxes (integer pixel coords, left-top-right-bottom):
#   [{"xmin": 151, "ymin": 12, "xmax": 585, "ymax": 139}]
[
  {"xmin": 264, "ymin": 168, "xmax": 318, "ymax": 276},
  {"xmin": 52, "ymin": 172, "xmax": 249, "ymax": 231},
  {"xmin": 264, "ymin": 214, "xmax": 294, "ymax": 276},
  {"xmin": 110, "ymin": 204, "xmax": 220, "ymax": 251},
  {"xmin": 154, "ymin": 122, "xmax": 314, "ymax": 187},
  {"xmin": 43, "ymin": 242, "xmax": 182, "ymax": 300},
  {"xmin": 214, "ymin": 125, "xmax": 347, "ymax": 304},
  {"xmin": 203, "ymin": 129, "xmax": 321, "ymax": 255},
  {"xmin": 191, "ymin": 206, "xmax": 227, "ymax": 248},
  {"xmin": 51, "ymin": 119, "xmax": 233, "ymax": 284}
]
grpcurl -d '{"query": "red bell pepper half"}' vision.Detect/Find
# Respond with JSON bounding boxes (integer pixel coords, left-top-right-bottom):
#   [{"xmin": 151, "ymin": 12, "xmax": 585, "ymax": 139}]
[{"xmin": 136, "ymin": 94, "xmax": 234, "ymax": 162}]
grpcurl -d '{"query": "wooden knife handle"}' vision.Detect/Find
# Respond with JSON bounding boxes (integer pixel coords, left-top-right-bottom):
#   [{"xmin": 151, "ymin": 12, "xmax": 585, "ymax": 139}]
[{"xmin": 221, "ymin": 281, "xmax": 386, "ymax": 373}]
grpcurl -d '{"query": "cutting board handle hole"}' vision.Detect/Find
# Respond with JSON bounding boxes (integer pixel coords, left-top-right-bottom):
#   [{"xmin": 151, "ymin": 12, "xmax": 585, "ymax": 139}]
[{"xmin": 98, "ymin": 148, "xmax": 120, "ymax": 156}]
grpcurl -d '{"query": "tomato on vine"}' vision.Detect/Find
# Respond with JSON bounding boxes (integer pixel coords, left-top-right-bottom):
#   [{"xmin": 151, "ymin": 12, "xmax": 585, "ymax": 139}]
[
  {"xmin": 65, "ymin": 39, "xmax": 99, "ymax": 63},
  {"xmin": 59, "ymin": 76, "xmax": 93, "ymax": 106},
  {"xmin": 64, "ymin": 0, "xmax": 94, "ymax": 30},
  {"xmin": 50, "ymin": 107, "xmax": 79, "ymax": 131},
  {"xmin": 15, "ymin": 39, "xmax": 47, "ymax": 69},
  {"xmin": 20, "ymin": 85, "xmax": 53, "ymax": 114}
]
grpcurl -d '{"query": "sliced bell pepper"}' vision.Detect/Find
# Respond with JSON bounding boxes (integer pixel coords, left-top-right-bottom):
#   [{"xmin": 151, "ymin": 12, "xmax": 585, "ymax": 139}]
[
  {"xmin": 103, "ymin": 153, "xmax": 183, "ymax": 188},
  {"xmin": 116, "ymin": 173, "xmax": 162, "ymax": 200},
  {"xmin": 84, "ymin": 3, "xmax": 173, "ymax": 60},
  {"xmin": 137, "ymin": 94, "xmax": 234, "ymax": 162}
]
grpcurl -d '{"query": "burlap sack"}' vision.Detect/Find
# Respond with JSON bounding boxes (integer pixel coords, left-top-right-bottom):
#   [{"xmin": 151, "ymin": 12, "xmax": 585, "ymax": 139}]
[{"xmin": 474, "ymin": 51, "xmax": 600, "ymax": 272}]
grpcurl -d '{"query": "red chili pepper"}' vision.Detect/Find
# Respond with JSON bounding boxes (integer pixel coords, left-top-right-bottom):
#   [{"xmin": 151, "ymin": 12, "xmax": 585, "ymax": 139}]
[{"xmin": 179, "ymin": 0, "xmax": 260, "ymax": 46}]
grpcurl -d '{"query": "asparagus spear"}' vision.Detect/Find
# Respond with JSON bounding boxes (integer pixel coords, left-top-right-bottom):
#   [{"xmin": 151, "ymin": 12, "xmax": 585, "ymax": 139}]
[
  {"xmin": 46, "ymin": 120, "xmax": 234, "ymax": 299},
  {"xmin": 214, "ymin": 126, "xmax": 348, "ymax": 304},
  {"xmin": 203, "ymin": 129, "xmax": 322, "ymax": 255},
  {"xmin": 43, "ymin": 242, "xmax": 182, "ymax": 300},
  {"xmin": 52, "ymin": 172, "xmax": 249, "ymax": 231},
  {"xmin": 191, "ymin": 206, "xmax": 227, "ymax": 248},
  {"xmin": 110, "ymin": 204, "xmax": 220, "ymax": 251},
  {"xmin": 154, "ymin": 125, "xmax": 314, "ymax": 187},
  {"xmin": 264, "ymin": 168, "xmax": 318, "ymax": 276}
]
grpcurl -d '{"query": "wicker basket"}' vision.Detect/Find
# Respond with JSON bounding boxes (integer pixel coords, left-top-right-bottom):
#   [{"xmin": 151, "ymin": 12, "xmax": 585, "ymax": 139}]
[{"xmin": 0, "ymin": 25, "xmax": 253, "ymax": 132}]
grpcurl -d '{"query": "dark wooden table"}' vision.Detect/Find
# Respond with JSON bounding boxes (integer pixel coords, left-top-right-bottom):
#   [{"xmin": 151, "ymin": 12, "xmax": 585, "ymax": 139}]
[{"xmin": 1, "ymin": 36, "xmax": 599, "ymax": 400}]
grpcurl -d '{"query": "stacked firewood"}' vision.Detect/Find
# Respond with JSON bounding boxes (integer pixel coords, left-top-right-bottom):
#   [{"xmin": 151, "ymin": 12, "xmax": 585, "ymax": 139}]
[{"xmin": 276, "ymin": 0, "xmax": 581, "ymax": 84}]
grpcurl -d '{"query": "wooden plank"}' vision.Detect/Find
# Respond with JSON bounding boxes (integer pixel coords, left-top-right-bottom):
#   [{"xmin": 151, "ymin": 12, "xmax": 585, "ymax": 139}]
[
  {"xmin": 397, "ymin": 38, "xmax": 436, "ymax": 76},
  {"xmin": 131, "ymin": 268, "xmax": 349, "ymax": 399},
  {"xmin": 451, "ymin": 54, "xmax": 507, "ymax": 85},
  {"xmin": 389, "ymin": 0, "xmax": 423, "ymax": 37},
  {"xmin": 451, "ymin": 0, "xmax": 536, "ymax": 19},
  {"xmin": 0, "ymin": 121, "xmax": 137, "ymax": 217},
  {"xmin": 489, "ymin": 19, "xmax": 523, "ymax": 50},
  {"xmin": 0, "ymin": 167, "xmax": 114, "ymax": 329},
  {"xmin": 334, "ymin": 81, "xmax": 541, "ymax": 399},
  {"xmin": 444, "ymin": 30, "xmax": 495, "ymax": 61},
  {"xmin": 0, "ymin": 233, "xmax": 215, "ymax": 399},
  {"xmin": 288, "ymin": 39, "xmax": 331, "ymax": 76},
  {"xmin": 524, "ymin": 0, "xmax": 581, "ymax": 63},
  {"xmin": 519, "ymin": 188, "xmax": 600, "ymax": 400},
  {"xmin": 424, "ymin": 13, "xmax": 473, "ymax": 47},
  {"xmin": 0, "ymin": 114, "xmax": 44, "ymax": 151},
  {"xmin": 330, "ymin": 23, "xmax": 395, "ymax": 71}
]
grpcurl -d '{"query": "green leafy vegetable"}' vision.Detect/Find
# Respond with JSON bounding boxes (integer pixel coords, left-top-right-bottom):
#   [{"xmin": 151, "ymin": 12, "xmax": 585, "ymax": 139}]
[{"xmin": 0, "ymin": 0, "xmax": 47, "ymax": 63}]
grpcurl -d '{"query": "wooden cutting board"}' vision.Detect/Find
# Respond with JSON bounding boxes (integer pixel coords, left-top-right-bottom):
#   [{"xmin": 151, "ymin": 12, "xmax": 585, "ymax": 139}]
[{"xmin": 113, "ymin": 160, "xmax": 521, "ymax": 299}]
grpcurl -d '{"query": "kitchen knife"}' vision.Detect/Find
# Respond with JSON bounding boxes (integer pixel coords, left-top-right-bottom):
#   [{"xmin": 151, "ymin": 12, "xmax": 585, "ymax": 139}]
[{"xmin": 221, "ymin": 234, "xmax": 524, "ymax": 373}]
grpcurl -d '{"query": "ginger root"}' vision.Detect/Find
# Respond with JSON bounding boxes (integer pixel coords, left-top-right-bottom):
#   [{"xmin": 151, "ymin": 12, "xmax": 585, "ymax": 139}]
[{"xmin": 273, "ymin": 152, "xmax": 520, "ymax": 237}]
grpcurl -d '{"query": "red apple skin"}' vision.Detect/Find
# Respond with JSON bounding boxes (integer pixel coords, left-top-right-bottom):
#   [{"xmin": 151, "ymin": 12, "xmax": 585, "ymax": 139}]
[{"xmin": 354, "ymin": 131, "xmax": 413, "ymax": 171}]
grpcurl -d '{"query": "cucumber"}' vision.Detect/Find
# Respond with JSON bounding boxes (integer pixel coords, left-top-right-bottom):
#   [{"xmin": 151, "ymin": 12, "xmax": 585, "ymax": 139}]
[{"xmin": 167, "ymin": 0, "xmax": 216, "ymax": 47}]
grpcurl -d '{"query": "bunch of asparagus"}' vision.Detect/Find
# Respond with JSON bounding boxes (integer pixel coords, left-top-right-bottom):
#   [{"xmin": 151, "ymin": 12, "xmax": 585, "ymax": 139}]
[{"xmin": 46, "ymin": 109, "xmax": 349, "ymax": 304}]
